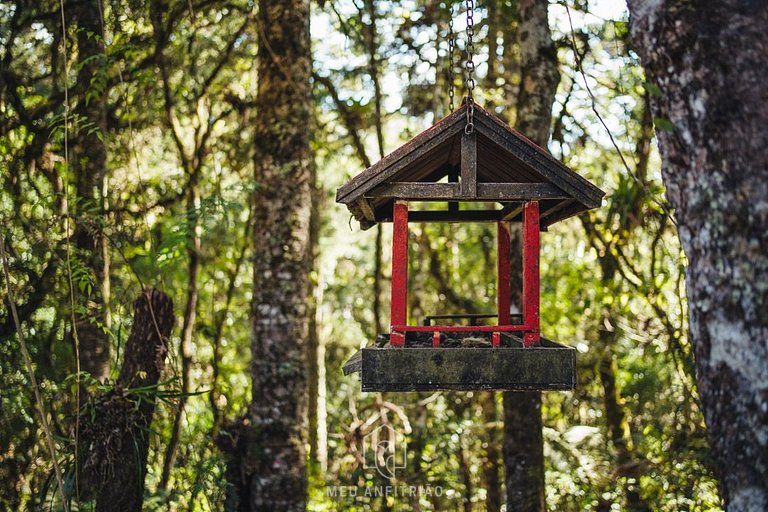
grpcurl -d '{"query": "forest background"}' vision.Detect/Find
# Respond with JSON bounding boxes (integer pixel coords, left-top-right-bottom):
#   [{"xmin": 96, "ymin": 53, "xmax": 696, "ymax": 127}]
[{"xmin": 1, "ymin": 0, "xmax": 759, "ymax": 510}]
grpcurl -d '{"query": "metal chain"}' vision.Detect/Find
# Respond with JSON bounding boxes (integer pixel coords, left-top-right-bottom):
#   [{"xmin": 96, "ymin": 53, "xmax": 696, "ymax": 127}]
[
  {"xmin": 448, "ymin": 3, "xmax": 456, "ymax": 112},
  {"xmin": 464, "ymin": 0, "xmax": 475, "ymax": 133}
]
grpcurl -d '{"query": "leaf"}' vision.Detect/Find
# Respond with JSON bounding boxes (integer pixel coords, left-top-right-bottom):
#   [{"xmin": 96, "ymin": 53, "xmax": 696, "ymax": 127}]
[
  {"xmin": 653, "ymin": 117, "xmax": 675, "ymax": 133},
  {"xmin": 643, "ymin": 81, "xmax": 663, "ymax": 98}
]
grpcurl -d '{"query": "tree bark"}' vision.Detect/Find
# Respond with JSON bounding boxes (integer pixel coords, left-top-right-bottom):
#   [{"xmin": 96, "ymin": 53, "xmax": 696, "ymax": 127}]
[
  {"xmin": 308, "ymin": 164, "xmax": 328, "ymax": 475},
  {"xmin": 502, "ymin": 1, "xmax": 560, "ymax": 511},
  {"xmin": 78, "ymin": 289, "xmax": 175, "ymax": 512},
  {"xmin": 628, "ymin": 2, "xmax": 768, "ymax": 510},
  {"xmin": 481, "ymin": 394, "xmax": 503, "ymax": 512},
  {"xmin": 69, "ymin": 0, "xmax": 111, "ymax": 381},
  {"xmin": 243, "ymin": 0, "xmax": 313, "ymax": 509}
]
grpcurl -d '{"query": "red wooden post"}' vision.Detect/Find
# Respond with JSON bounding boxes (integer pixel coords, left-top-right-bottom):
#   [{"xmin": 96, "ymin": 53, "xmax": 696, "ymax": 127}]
[
  {"xmin": 497, "ymin": 221, "xmax": 512, "ymax": 326},
  {"xmin": 390, "ymin": 200, "xmax": 408, "ymax": 347},
  {"xmin": 522, "ymin": 201, "xmax": 540, "ymax": 347}
]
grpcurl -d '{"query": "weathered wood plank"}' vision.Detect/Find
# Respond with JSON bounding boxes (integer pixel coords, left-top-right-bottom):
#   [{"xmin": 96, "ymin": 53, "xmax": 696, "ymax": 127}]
[
  {"xmin": 354, "ymin": 197, "xmax": 376, "ymax": 221},
  {"xmin": 422, "ymin": 313, "xmax": 522, "ymax": 326},
  {"xmin": 448, "ymin": 135, "xmax": 462, "ymax": 167},
  {"xmin": 475, "ymin": 183, "xmax": 566, "ymax": 200},
  {"xmin": 460, "ymin": 131, "xmax": 477, "ymax": 197},
  {"xmin": 348, "ymin": 201, "xmax": 377, "ymax": 230},
  {"xmin": 448, "ymin": 166, "xmax": 459, "ymax": 212},
  {"xmin": 538, "ymin": 198, "xmax": 576, "ymax": 223},
  {"xmin": 408, "ymin": 210, "xmax": 501, "ymax": 223},
  {"xmin": 360, "ymin": 341, "xmax": 576, "ymax": 391},
  {"xmin": 365, "ymin": 182, "xmax": 566, "ymax": 201},
  {"xmin": 367, "ymin": 182, "xmax": 460, "ymax": 200},
  {"xmin": 337, "ymin": 102, "xmax": 604, "ymax": 228},
  {"xmin": 336, "ymin": 111, "xmax": 464, "ymax": 204},
  {"xmin": 541, "ymin": 199, "xmax": 590, "ymax": 227},
  {"xmin": 474, "ymin": 111, "xmax": 604, "ymax": 206}
]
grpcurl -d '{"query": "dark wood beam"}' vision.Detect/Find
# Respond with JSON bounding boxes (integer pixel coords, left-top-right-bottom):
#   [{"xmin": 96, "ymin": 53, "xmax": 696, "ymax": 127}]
[
  {"xmin": 367, "ymin": 182, "xmax": 459, "ymax": 200},
  {"xmin": 336, "ymin": 113, "xmax": 464, "ymax": 204},
  {"xmin": 408, "ymin": 210, "xmax": 501, "ymax": 223},
  {"xmin": 448, "ymin": 165, "xmax": 459, "ymax": 212},
  {"xmin": 476, "ymin": 183, "xmax": 566, "ymax": 201},
  {"xmin": 460, "ymin": 131, "xmax": 477, "ymax": 197},
  {"xmin": 500, "ymin": 203, "xmax": 523, "ymax": 221},
  {"xmin": 354, "ymin": 197, "xmax": 376, "ymax": 221},
  {"xmin": 475, "ymin": 114, "xmax": 604, "ymax": 207},
  {"xmin": 366, "ymin": 182, "xmax": 567, "ymax": 201},
  {"xmin": 541, "ymin": 200, "xmax": 588, "ymax": 227}
]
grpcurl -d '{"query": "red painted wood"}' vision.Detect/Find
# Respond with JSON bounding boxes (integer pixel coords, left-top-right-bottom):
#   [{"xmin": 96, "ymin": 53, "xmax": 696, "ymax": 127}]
[
  {"xmin": 392, "ymin": 324, "xmax": 528, "ymax": 333},
  {"xmin": 390, "ymin": 200, "xmax": 409, "ymax": 347},
  {"xmin": 432, "ymin": 331, "xmax": 440, "ymax": 347},
  {"xmin": 523, "ymin": 201, "xmax": 541, "ymax": 347},
  {"xmin": 391, "ymin": 332, "xmax": 405, "ymax": 347},
  {"xmin": 492, "ymin": 332, "xmax": 501, "ymax": 347},
  {"xmin": 497, "ymin": 221, "xmax": 511, "ymax": 326}
]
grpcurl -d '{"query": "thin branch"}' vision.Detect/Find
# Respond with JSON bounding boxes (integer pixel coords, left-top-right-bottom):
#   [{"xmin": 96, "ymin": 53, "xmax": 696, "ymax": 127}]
[
  {"xmin": 313, "ymin": 72, "xmax": 372, "ymax": 168},
  {"xmin": 562, "ymin": 1, "xmax": 677, "ymax": 226}
]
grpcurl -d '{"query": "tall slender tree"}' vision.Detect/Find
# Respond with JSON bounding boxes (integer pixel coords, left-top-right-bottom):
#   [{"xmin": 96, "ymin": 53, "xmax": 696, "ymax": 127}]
[
  {"xmin": 246, "ymin": 0, "xmax": 313, "ymax": 509},
  {"xmin": 628, "ymin": 1, "xmax": 768, "ymax": 510},
  {"xmin": 68, "ymin": 0, "xmax": 111, "ymax": 381},
  {"xmin": 502, "ymin": 0, "xmax": 560, "ymax": 510}
]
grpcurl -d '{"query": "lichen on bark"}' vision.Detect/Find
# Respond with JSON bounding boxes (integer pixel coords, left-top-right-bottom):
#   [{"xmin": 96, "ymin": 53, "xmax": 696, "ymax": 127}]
[
  {"xmin": 235, "ymin": 0, "xmax": 314, "ymax": 510},
  {"xmin": 628, "ymin": 1, "xmax": 768, "ymax": 509}
]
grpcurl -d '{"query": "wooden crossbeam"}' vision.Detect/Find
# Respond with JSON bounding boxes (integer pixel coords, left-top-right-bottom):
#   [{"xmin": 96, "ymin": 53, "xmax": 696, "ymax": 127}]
[
  {"xmin": 408, "ymin": 210, "xmax": 501, "ymax": 222},
  {"xmin": 354, "ymin": 198, "xmax": 376, "ymax": 221},
  {"xmin": 366, "ymin": 182, "xmax": 566, "ymax": 201}
]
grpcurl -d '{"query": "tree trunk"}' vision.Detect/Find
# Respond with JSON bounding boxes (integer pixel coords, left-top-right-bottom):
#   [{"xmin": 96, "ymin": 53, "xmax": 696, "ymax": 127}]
[
  {"xmin": 78, "ymin": 289, "xmax": 175, "ymax": 512},
  {"xmin": 628, "ymin": 2, "xmax": 768, "ymax": 510},
  {"xmin": 363, "ymin": 0, "xmax": 387, "ymax": 336},
  {"xmin": 481, "ymin": 394, "xmax": 503, "ymax": 512},
  {"xmin": 243, "ymin": 0, "xmax": 313, "ymax": 509},
  {"xmin": 503, "ymin": 1, "xmax": 560, "ymax": 510},
  {"xmin": 459, "ymin": 434, "xmax": 474, "ymax": 512},
  {"xmin": 69, "ymin": 0, "xmax": 110, "ymax": 381},
  {"xmin": 308, "ymin": 165, "xmax": 328, "ymax": 474},
  {"xmin": 503, "ymin": 391, "xmax": 545, "ymax": 512}
]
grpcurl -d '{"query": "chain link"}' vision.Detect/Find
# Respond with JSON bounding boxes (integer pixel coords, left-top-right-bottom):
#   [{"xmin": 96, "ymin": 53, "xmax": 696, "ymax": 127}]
[
  {"xmin": 464, "ymin": 0, "xmax": 475, "ymax": 133},
  {"xmin": 447, "ymin": 3, "xmax": 456, "ymax": 112}
]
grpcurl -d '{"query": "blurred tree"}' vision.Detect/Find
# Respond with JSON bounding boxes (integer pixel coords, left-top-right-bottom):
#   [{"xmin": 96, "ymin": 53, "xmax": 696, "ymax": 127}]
[
  {"xmin": 502, "ymin": 0, "xmax": 560, "ymax": 510},
  {"xmin": 68, "ymin": 0, "xmax": 112, "ymax": 380},
  {"xmin": 241, "ymin": 0, "xmax": 313, "ymax": 509}
]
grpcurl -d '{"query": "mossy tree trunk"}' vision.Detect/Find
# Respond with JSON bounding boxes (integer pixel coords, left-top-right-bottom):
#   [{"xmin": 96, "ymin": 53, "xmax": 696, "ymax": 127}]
[
  {"xmin": 502, "ymin": 0, "xmax": 560, "ymax": 510},
  {"xmin": 628, "ymin": 1, "xmax": 768, "ymax": 510},
  {"xmin": 78, "ymin": 289, "xmax": 175, "ymax": 512},
  {"xmin": 243, "ymin": 0, "xmax": 313, "ymax": 510},
  {"xmin": 68, "ymin": 0, "xmax": 111, "ymax": 381}
]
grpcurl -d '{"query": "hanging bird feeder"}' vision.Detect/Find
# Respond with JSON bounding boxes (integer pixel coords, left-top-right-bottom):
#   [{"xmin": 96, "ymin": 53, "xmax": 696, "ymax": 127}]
[{"xmin": 338, "ymin": 102, "xmax": 604, "ymax": 392}]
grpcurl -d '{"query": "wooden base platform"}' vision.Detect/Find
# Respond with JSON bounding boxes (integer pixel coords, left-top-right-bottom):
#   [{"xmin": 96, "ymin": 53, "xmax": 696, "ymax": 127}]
[{"xmin": 357, "ymin": 337, "xmax": 575, "ymax": 392}]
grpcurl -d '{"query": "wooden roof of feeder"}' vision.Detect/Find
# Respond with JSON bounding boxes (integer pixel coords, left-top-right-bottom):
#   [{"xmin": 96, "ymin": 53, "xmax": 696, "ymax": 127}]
[{"xmin": 336, "ymin": 103, "xmax": 605, "ymax": 229}]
